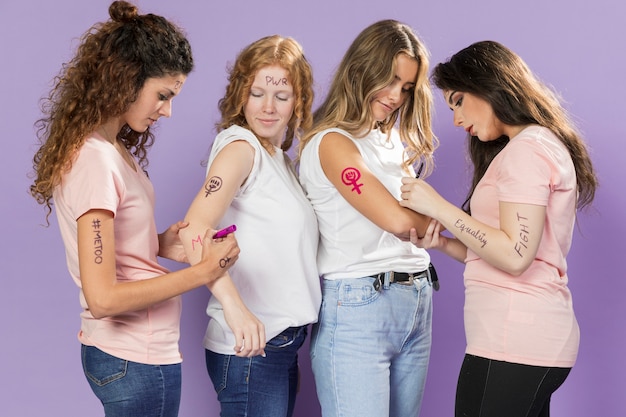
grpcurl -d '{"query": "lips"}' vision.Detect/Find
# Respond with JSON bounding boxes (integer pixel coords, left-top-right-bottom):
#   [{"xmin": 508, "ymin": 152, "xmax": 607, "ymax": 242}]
[{"xmin": 379, "ymin": 101, "xmax": 393, "ymax": 112}]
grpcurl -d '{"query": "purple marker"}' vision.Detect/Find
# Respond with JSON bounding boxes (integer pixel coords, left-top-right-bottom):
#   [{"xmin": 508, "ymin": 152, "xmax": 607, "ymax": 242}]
[{"xmin": 213, "ymin": 224, "xmax": 237, "ymax": 239}]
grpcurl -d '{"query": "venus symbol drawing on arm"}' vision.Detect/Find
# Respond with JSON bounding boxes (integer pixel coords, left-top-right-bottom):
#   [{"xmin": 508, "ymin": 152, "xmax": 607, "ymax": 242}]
[
  {"xmin": 204, "ymin": 176, "xmax": 223, "ymax": 197},
  {"xmin": 342, "ymin": 167, "xmax": 363, "ymax": 194}
]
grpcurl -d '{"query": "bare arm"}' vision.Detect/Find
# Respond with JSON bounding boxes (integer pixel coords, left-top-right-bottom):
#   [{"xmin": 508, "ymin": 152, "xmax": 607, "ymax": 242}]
[
  {"xmin": 180, "ymin": 140, "xmax": 266, "ymax": 357},
  {"xmin": 320, "ymin": 132, "xmax": 430, "ymax": 238},
  {"xmin": 400, "ymin": 178, "xmax": 545, "ymax": 275},
  {"xmin": 78, "ymin": 209, "xmax": 239, "ymax": 319},
  {"xmin": 409, "ymin": 219, "xmax": 468, "ymax": 263}
]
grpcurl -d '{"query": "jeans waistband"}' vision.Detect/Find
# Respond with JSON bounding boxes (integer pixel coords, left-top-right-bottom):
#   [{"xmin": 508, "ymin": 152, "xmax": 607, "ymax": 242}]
[{"xmin": 371, "ymin": 263, "xmax": 439, "ymax": 291}]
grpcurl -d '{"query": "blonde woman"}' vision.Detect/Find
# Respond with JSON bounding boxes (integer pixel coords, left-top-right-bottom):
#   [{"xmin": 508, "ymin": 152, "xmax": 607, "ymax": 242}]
[{"xmin": 298, "ymin": 20, "xmax": 438, "ymax": 417}]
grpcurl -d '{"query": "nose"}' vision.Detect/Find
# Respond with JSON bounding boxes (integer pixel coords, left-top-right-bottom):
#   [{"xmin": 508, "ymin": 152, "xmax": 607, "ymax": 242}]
[
  {"xmin": 160, "ymin": 100, "xmax": 172, "ymax": 118},
  {"xmin": 452, "ymin": 110, "xmax": 462, "ymax": 127},
  {"xmin": 262, "ymin": 96, "xmax": 275, "ymax": 113},
  {"xmin": 388, "ymin": 84, "xmax": 402, "ymax": 103}
]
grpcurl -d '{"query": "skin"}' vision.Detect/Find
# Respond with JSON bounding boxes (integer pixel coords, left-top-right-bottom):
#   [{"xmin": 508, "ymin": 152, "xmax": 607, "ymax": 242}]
[
  {"xmin": 180, "ymin": 65, "xmax": 299, "ymax": 357},
  {"xmin": 319, "ymin": 53, "xmax": 430, "ymax": 238},
  {"xmin": 245, "ymin": 65, "xmax": 295, "ymax": 148},
  {"xmin": 399, "ymin": 90, "xmax": 545, "ymax": 276},
  {"xmin": 78, "ymin": 75, "xmax": 241, "ymax": 319}
]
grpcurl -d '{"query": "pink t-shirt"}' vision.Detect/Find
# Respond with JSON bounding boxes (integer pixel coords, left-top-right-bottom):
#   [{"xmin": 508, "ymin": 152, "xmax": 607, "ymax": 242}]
[
  {"xmin": 463, "ymin": 125, "xmax": 579, "ymax": 367},
  {"xmin": 54, "ymin": 134, "xmax": 182, "ymax": 365}
]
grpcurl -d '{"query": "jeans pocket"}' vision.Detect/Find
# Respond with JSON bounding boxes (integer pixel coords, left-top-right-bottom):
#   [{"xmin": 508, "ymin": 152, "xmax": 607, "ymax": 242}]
[
  {"xmin": 81, "ymin": 345, "xmax": 128, "ymax": 387},
  {"xmin": 205, "ymin": 350, "xmax": 229, "ymax": 393},
  {"xmin": 338, "ymin": 279, "xmax": 379, "ymax": 306},
  {"xmin": 266, "ymin": 326, "xmax": 307, "ymax": 350}
]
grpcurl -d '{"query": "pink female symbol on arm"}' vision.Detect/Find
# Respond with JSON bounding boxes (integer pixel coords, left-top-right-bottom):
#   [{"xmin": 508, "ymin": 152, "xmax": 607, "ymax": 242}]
[{"xmin": 341, "ymin": 167, "xmax": 363, "ymax": 194}]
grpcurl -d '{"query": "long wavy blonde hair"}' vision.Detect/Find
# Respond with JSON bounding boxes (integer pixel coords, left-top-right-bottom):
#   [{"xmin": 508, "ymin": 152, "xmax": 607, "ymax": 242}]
[{"xmin": 298, "ymin": 19, "xmax": 437, "ymax": 174}]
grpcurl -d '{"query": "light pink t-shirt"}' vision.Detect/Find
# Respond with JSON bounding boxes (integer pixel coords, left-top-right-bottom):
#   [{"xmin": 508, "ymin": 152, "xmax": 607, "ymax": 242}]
[
  {"xmin": 54, "ymin": 134, "xmax": 182, "ymax": 365},
  {"xmin": 464, "ymin": 125, "xmax": 579, "ymax": 367}
]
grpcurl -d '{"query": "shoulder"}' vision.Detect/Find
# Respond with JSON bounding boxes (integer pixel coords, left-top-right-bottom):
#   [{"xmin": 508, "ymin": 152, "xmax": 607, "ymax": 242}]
[
  {"xmin": 507, "ymin": 126, "xmax": 569, "ymax": 163},
  {"xmin": 71, "ymin": 135, "xmax": 118, "ymax": 172},
  {"xmin": 213, "ymin": 125, "xmax": 257, "ymax": 148},
  {"xmin": 319, "ymin": 129, "xmax": 362, "ymax": 162},
  {"xmin": 212, "ymin": 126, "xmax": 257, "ymax": 157}
]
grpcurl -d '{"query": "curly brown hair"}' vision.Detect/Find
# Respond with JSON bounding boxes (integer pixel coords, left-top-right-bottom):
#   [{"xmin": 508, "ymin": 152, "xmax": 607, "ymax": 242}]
[
  {"xmin": 216, "ymin": 35, "xmax": 314, "ymax": 152},
  {"xmin": 30, "ymin": 0, "xmax": 193, "ymax": 223}
]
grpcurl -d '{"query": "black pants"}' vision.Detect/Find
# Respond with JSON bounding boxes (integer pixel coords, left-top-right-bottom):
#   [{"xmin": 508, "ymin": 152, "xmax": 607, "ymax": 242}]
[{"xmin": 455, "ymin": 354, "xmax": 571, "ymax": 417}]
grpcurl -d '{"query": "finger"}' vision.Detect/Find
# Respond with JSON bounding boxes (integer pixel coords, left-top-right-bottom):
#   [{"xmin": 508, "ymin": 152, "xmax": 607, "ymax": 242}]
[{"xmin": 232, "ymin": 330, "xmax": 245, "ymax": 354}]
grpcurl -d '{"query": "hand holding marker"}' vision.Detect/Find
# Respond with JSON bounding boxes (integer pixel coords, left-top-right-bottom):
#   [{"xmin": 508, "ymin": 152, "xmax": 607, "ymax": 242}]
[{"xmin": 213, "ymin": 224, "xmax": 237, "ymax": 239}]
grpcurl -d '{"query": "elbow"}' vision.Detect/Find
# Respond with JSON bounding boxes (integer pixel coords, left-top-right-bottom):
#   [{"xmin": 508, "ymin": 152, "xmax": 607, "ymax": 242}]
[
  {"xmin": 385, "ymin": 219, "xmax": 414, "ymax": 236},
  {"xmin": 85, "ymin": 296, "xmax": 116, "ymax": 319},
  {"xmin": 87, "ymin": 307, "xmax": 109, "ymax": 320},
  {"xmin": 386, "ymin": 216, "xmax": 429, "ymax": 237},
  {"xmin": 501, "ymin": 259, "xmax": 533, "ymax": 277}
]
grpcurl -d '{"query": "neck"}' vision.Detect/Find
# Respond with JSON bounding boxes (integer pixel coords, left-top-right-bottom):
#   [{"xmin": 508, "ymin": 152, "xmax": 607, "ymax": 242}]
[{"xmin": 98, "ymin": 120, "xmax": 121, "ymax": 144}]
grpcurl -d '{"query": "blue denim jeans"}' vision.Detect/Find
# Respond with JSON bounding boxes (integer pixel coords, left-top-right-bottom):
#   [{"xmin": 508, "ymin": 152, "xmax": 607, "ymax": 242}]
[
  {"xmin": 81, "ymin": 344, "xmax": 182, "ymax": 417},
  {"xmin": 310, "ymin": 275, "xmax": 433, "ymax": 417},
  {"xmin": 206, "ymin": 325, "xmax": 307, "ymax": 417}
]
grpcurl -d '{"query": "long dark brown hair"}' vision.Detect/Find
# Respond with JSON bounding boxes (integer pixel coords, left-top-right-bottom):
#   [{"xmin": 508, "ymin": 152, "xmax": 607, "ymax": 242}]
[{"xmin": 432, "ymin": 40, "xmax": 597, "ymax": 213}]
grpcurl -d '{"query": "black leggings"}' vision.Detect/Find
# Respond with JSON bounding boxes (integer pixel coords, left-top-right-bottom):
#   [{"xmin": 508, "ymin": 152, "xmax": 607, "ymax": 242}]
[{"xmin": 455, "ymin": 354, "xmax": 571, "ymax": 417}]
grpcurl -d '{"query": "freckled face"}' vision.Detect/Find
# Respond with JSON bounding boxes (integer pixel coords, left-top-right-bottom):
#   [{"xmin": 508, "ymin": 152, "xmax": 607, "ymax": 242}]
[
  {"xmin": 123, "ymin": 74, "xmax": 186, "ymax": 132},
  {"xmin": 370, "ymin": 53, "xmax": 418, "ymax": 122},
  {"xmin": 244, "ymin": 65, "xmax": 295, "ymax": 146},
  {"xmin": 444, "ymin": 90, "xmax": 505, "ymax": 141}
]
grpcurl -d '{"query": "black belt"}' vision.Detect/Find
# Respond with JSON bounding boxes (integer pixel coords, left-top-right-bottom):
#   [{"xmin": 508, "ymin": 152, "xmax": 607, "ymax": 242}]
[
  {"xmin": 388, "ymin": 270, "xmax": 429, "ymax": 283},
  {"xmin": 372, "ymin": 263, "xmax": 439, "ymax": 291}
]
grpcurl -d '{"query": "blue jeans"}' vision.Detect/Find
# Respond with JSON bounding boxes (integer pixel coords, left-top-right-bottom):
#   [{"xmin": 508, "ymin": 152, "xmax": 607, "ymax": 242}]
[
  {"xmin": 81, "ymin": 344, "xmax": 182, "ymax": 417},
  {"xmin": 206, "ymin": 325, "xmax": 307, "ymax": 417},
  {"xmin": 310, "ymin": 275, "xmax": 433, "ymax": 417}
]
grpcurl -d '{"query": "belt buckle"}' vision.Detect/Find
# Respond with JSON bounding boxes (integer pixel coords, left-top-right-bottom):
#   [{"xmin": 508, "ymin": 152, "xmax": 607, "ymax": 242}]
[{"xmin": 390, "ymin": 271, "xmax": 411, "ymax": 284}]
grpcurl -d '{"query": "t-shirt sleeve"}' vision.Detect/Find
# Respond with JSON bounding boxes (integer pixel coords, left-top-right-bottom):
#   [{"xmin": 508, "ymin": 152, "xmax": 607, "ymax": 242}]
[
  {"xmin": 206, "ymin": 126, "xmax": 260, "ymax": 195},
  {"xmin": 64, "ymin": 143, "xmax": 122, "ymax": 220},
  {"xmin": 496, "ymin": 139, "xmax": 552, "ymax": 206}
]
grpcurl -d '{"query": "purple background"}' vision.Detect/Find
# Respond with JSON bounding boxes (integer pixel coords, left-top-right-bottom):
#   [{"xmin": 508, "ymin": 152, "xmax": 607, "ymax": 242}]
[{"xmin": 2, "ymin": 0, "xmax": 623, "ymax": 415}]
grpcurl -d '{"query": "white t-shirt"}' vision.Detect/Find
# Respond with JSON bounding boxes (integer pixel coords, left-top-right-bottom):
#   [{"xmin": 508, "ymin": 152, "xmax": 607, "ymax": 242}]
[
  {"xmin": 203, "ymin": 125, "xmax": 321, "ymax": 354},
  {"xmin": 299, "ymin": 127, "xmax": 430, "ymax": 280}
]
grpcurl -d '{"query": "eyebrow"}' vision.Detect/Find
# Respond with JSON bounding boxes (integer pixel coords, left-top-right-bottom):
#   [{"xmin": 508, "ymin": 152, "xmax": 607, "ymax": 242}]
[
  {"xmin": 396, "ymin": 74, "xmax": 416, "ymax": 87},
  {"xmin": 447, "ymin": 90, "xmax": 458, "ymax": 106}
]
